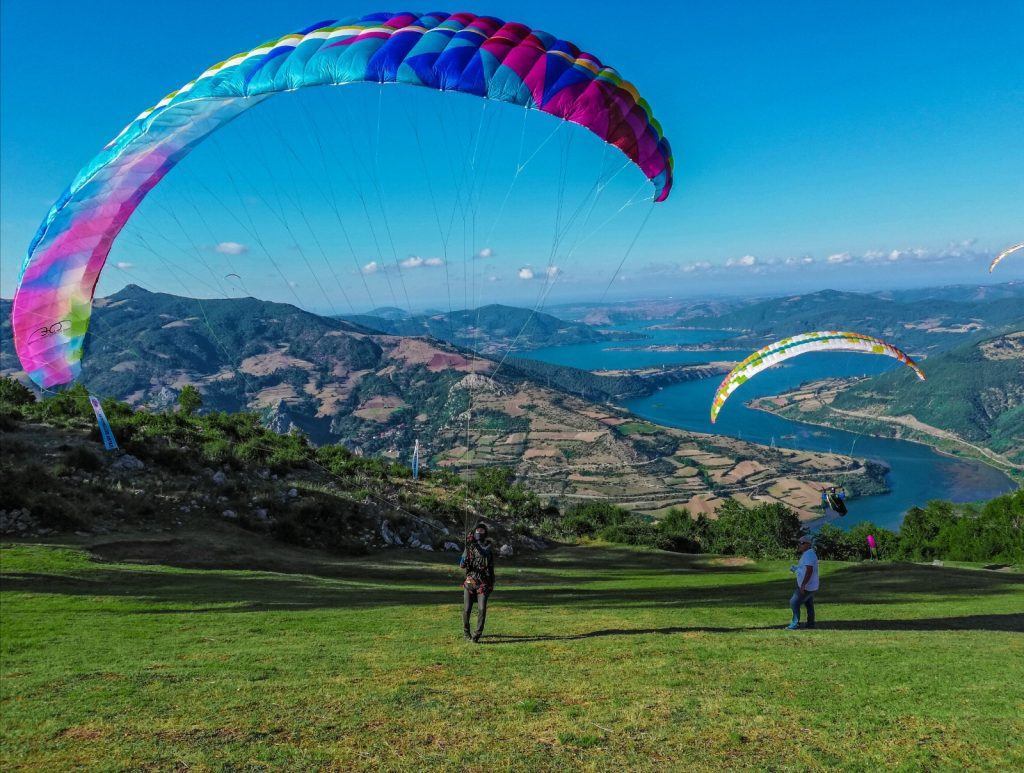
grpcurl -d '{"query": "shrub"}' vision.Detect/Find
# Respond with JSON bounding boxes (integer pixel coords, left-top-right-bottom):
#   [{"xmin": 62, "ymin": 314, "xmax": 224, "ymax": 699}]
[
  {"xmin": 0, "ymin": 377, "xmax": 35, "ymax": 407},
  {"xmin": 598, "ymin": 518, "xmax": 666, "ymax": 549},
  {"xmin": 656, "ymin": 508, "xmax": 708, "ymax": 553},
  {"xmin": 201, "ymin": 438, "xmax": 233, "ymax": 465},
  {"xmin": 845, "ymin": 521, "xmax": 899, "ymax": 560},
  {"xmin": 706, "ymin": 500, "xmax": 804, "ymax": 560},
  {"xmin": 63, "ymin": 446, "xmax": 104, "ymax": 472},
  {"xmin": 812, "ymin": 524, "xmax": 858, "ymax": 561},
  {"xmin": 560, "ymin": 501, "xmax": 632, "ymax": 537},
  {"xmin": 177, "ymin": 385, "xmax": 203, "ymax": 416}
]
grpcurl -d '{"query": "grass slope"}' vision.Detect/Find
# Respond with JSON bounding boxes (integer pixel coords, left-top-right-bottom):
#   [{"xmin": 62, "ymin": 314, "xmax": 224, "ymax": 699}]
[{"xmin": 2, "ymin": 541, "xmax": 1022, "ymax": 769}]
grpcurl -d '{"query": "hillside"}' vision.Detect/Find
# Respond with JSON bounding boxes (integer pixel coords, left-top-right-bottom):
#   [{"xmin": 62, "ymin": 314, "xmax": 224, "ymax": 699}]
[
  {"xmin": 678, "ymin": 285, "xmax": 1024, "ymax": 353},
  {"xmin": 2, "ymin": 288, "xmax": 865, "ymax": 516},
  {"xmin": 0, "ymin": 386, "xmax": 552, "ymax": 554},
  {"xmin": 342, "ymin": 304, "xmax": 637, "ymax": 354},
  {"xmin": 753, "ymin": 328, "xmax": 1024, "ymax": 478}
]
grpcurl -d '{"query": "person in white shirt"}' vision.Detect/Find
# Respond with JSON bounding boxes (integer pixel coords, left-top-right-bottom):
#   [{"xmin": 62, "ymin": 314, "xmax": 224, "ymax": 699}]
[{"xmin": 787, "ymin": 535, "xmax": 819, "ymax": 630}]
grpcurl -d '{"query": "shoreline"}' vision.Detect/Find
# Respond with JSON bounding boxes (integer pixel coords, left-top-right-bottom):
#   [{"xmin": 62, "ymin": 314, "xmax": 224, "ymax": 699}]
[{"xmin": 747, "ymin": 401, "xmax": 1023, "ymax": 485}]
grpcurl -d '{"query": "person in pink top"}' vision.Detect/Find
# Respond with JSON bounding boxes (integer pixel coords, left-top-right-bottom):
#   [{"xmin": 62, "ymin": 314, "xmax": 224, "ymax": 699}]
[{"xmin": 866, "ymin": 534, "xmax": 878, "ymax": 561}]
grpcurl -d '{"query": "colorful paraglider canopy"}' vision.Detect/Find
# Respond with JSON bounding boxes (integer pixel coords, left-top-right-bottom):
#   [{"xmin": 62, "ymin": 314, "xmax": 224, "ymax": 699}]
[
  {"xmin": 989, "ymin": 242, "xmax": 1023, "ymax": 273},
  {"xmin": 12, "ymin": 11, "xmax": 674, "ymax": 389},
  {"xmin": 709, "ymin": 331, "xmax": 926, "ymax": 423}
]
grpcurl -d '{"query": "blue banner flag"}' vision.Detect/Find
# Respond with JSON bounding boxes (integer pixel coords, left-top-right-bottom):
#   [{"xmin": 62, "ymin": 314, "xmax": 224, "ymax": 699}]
[{"xmin": 88, "ymin": 395, "xmax": 119, "ymax": 451}]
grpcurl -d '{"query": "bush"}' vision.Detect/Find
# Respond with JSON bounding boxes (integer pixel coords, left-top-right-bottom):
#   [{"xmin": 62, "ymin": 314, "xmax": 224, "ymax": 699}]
[
  {"xmin": 63, "ymin": 446, "xmax": 104, "ymax": 473},
  {"xmin": 706, "ymin": 500, "xmax": 804, "ymax": 560},
  {"xmin": 0, "ymin": 377, "xmax": 35, "ymax": 407},
  {"xmin": 812, "ymin": 524, "xmax": 858, "ymax": 561},
  {"xmin": 845, "ymin": 521, "xmax": 899, "ymax": 560},
  {"xmin": 469, "ymin": 466, "xmax": 543, "ymax": 523},
  {"xmin": 271, "ymin": 495, "xmax": 370, "ymax": 554},
  {"xmin": 178, "ymin": 385, "xmax": 203, "ymax": 416},
  {"xmin": 201, "ymin": 438, "xmax": 233, "ymax": 466},
  {"xmin": 560, "ymin": 501, "xmax": 632, "ymax": 538},
  {"xmin": 598, "ymin": 519, "xmax": 667, "ymax": 549},
  {"xmin": 656, "ymin": 508, "xmax": 709, "ymax": 553}
]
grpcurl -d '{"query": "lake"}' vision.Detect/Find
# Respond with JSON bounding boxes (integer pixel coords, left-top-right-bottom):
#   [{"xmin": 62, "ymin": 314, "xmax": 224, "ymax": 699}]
[{"xmin": 526, "ymin": 321, "xmax": 1017, "ymax": 530}]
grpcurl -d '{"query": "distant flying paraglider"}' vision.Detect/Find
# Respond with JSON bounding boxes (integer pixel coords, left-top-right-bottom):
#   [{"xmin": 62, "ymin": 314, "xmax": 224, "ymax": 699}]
[
  {"xmin": 822, "ymin": 486, "xmax": 847, "ymax": 516},
  {"xmin": 709, "ymin": 331, "xmax": 926, "ymax": 424},
  {"xmin": 989, "ymin": 242, "xmax": 1023, "ymax": 273}
]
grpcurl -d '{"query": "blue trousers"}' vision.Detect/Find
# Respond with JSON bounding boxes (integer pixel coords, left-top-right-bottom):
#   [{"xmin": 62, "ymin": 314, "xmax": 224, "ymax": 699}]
[{"xmin": 790, "ymin": 590, "xmax": 816, "ymax": 625}]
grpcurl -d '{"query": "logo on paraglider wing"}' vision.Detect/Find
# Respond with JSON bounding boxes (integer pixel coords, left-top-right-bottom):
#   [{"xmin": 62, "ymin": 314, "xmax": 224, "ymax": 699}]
[{"xmin": 29, "ymin": 320, "xmax": 73, "ymax": 342}]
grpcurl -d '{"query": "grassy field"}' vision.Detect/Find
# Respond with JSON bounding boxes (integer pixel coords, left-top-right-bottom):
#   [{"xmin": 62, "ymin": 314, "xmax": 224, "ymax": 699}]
[{"xmin": 2, "ymin": 537, "xmax": 1022, "ymax": 770}]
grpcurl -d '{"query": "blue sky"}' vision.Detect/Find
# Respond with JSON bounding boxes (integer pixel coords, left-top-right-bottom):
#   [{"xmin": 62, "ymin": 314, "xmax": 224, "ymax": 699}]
[{"xmin": 2, "ymin": 1, "xmax": 1022, "ymax": 313}]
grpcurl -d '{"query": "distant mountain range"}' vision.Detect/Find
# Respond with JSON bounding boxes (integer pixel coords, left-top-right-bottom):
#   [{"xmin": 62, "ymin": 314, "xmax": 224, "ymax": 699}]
[
  {"xmin": 341, "ymin": 303, "xmax": 638, "ymax": 354},
  {"xmin": 678, "ymin": 285, "xmax": 1024, "ymax": 353}
]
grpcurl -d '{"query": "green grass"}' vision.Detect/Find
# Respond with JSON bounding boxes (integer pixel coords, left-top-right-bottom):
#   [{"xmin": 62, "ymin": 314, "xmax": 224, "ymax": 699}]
[
  {"xmin": 614, "ymin": 421, "xmax": 660, "ymax": 436},
  {"xmin": 2, "ymin": 540, "xmax": 1023, "ymax": 770}
]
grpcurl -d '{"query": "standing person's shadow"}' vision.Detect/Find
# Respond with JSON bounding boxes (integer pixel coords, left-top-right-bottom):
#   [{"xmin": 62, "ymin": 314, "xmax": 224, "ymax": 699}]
[{"xmin": 480, "ymin": 613, "xmax": 1024, "ymax": 643}]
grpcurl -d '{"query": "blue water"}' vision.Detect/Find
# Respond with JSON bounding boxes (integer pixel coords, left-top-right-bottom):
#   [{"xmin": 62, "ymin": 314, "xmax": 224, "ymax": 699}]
[{"xmin": 527, "ymin": 321, "xmax": 1016, "ymax": 530}]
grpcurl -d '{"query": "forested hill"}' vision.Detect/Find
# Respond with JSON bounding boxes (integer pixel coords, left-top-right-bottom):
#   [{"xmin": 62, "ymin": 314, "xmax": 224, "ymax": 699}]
[
  {"xmin": 678, "ymin": 285, "xmax": 1024, "ymax": 353},
  {"xmin": 831, "ymin": 328, "xmax": 1024, "ymax": 466},
  {"xmin": 342, "ymin": 304, "xmax": 636, "ymax": 354}
]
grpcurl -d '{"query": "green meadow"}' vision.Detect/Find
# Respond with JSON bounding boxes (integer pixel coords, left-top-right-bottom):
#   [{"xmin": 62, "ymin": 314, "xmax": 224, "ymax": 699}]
[{"xmin": 2, "ymin": 540, "xmax": 1022, "ymax": 770}]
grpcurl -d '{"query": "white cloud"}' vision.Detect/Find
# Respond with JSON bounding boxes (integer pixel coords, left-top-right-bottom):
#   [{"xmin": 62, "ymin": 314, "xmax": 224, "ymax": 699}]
[
  {"xmin": 475, "ymin": 247, "xmax": 494, "ymax": 259},
  {"xmin": 784, "ymin": 256, "xmax": 814, "ymax": 266},
  {"xmin": 726, "ymin": 254, "xmax": 758, "ymax": 268},
  {"xmin": 362, "ymin": 261, "xmax": 379, "ymax": 275},
  {"xmin": 487, "ymin": 275, "xmax": 501, "ymax": 283},
  {"xmin": 826, "ymin": 252, "xmax": 853, "ymax": 264},
  {"xmin": 288, "ymin": 280, "xmax": 299, "ymax": 288},
  {"xmin": 215, "ymin": 241, "xmax": 248, "ymax": 255},
  {"xmin": 400, "ymin": 255, "xmax": 443, "ymax": 269},
  {"xmin": 517, "ymin": 267, "xmax": 535, "ymax": 280},
  {"xmin": 682, "ymin": 261, "xmax": 712, "ymax": 273},
  {"xmin": 545, "ymin": 265, "xmax": 561, "ymax": 279},
  {"xmin": 114, "ymin": 261, "xmax": 134, "ymax": 270}
]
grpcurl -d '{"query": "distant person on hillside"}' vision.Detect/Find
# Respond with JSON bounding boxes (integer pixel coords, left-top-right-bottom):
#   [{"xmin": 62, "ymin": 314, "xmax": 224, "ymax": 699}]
[
  {"xmin": 822, "ymin": 486, "xmax": 847, "ymax": 516},
  {"xmin": 787, "ymin": 535, "xmax": 819, "ymax": 630},
  {"xmin": 866, "ymin": 533, "xmax": 878, "ymax": 560},
  {"xmin": 460, "ymin": 521, "xmax": 495, "ymax": 643}
]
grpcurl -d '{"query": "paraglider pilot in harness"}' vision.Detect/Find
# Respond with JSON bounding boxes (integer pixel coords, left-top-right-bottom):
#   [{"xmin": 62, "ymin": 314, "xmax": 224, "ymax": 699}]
[
  {"xmin": 822, "ymin": 486, "xmax": 847, "ymax": 517},
  {"xmin": 460, "ymin": 521, "xmax": 495, "ymax": 643}
]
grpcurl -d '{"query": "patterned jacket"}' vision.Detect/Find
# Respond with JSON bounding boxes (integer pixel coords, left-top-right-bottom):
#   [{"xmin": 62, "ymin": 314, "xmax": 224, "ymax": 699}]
[{"xmin": 460, "ymin": 539, "xmax": 495, "ymax": 593}]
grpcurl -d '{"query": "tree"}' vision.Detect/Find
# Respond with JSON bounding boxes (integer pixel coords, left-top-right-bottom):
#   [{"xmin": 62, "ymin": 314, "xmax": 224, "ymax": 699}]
[{"xmin": 178, "ymin": 385, "xmax": 203, "ymax": 416}]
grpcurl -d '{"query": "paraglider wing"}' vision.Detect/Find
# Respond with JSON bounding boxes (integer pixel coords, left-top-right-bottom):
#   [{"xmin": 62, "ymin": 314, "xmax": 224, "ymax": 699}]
[
  {"xmin": 12, "ymin": 11, "xmax": 674, "ymax": 388},
  {"xmin": 709, "ymin": 331, "xmax": 926, "ymax": 423},
  {"xmin": 989, "ymin": 242, "xmax": 1023, "ymax": 273}
]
